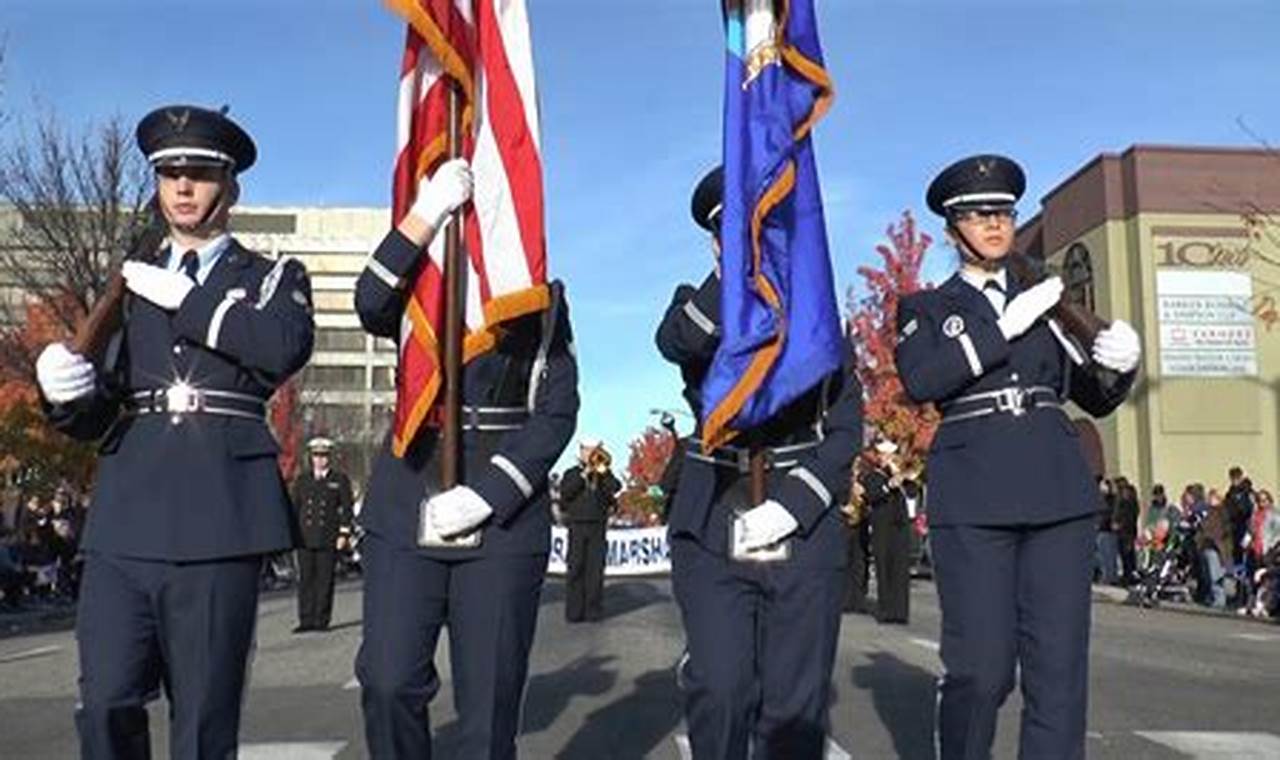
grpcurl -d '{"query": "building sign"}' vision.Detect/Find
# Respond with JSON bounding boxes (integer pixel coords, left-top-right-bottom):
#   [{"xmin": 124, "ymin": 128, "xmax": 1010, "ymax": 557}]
[
  {"xmin": 546, "ymin": 525, "xmax": 671, "ymax": 576},
  {"xmin": 1156, "ymin": 269, "xmax": 1256, "ymax": 377}
]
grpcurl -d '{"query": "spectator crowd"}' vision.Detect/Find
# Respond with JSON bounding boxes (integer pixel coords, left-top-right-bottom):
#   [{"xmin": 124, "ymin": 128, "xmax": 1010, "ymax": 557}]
[
  {"xmin": 0, "ymin": 486, "xmax": 85, "ymax": 611},
  {"xmin": 1097, "ymin": 465, "xmax": 1280, "ymax": 618}
]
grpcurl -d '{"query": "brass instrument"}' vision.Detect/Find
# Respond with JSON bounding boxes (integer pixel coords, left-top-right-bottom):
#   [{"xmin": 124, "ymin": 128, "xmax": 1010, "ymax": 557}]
[{"xmin": 585, "ymin": 445, "xmax": 612, "ymax": 484}]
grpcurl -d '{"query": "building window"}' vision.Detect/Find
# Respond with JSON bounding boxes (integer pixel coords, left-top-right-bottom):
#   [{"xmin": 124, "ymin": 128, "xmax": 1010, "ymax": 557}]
[
  {"xmin": 1063, "ymin": 243, "xmax": 1095, "ymax": 313},
  {"xmin": 372, "ymin": 366, "xmax": 396, "ymax": 390},
  {"xmin": 315, "ymin": 328, "xmax": 367, "ymax": 352},
  {"xmin": 299, "ymin": 365, "xmax": 365, "ymax": 390}
]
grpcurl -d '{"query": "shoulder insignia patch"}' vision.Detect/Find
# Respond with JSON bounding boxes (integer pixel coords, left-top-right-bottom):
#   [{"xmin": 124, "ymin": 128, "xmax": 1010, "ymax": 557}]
[
  {"xmin": 256, "ymin": 257, "xmax": 290, "ymax": 310},
  {"xmin": 942, "ymin": 314, "xmax": 965, "ymax": 338}
]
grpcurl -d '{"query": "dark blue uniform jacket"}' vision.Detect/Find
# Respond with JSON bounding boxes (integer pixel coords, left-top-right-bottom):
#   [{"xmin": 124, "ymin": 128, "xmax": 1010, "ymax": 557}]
[
  {"xmin": 45, "ymin": 241, "xmax": 315, "ymax": 561},
  {"xmin": 895, "ymin": 272, "xmax": 1135, "ymax": 527},
  {"xmin": 655, "ymin": 272, "xmax": 863, "ymax": 568},
  {"xmin": 354, "ymin": 230, "xmax": 579, "ymax": 558}
]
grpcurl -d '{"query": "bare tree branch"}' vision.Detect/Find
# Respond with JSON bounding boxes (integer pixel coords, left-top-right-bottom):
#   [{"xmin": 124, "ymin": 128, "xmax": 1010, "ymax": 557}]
[{"xmin": 0, "ymin": 111, "xmax": 150, "ymax": 382}]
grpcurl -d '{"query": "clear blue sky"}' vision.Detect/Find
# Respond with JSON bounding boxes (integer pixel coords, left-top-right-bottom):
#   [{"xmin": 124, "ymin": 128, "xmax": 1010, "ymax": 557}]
[{"xmin": 5, "ymin": 0, "xmax": 1280, "ymax": 463}]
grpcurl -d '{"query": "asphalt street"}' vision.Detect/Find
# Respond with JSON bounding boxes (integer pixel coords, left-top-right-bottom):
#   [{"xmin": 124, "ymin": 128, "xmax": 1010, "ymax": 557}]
[{"xmin": 1, "ymin": 577, "xmax": 1278, "ymax": 759}]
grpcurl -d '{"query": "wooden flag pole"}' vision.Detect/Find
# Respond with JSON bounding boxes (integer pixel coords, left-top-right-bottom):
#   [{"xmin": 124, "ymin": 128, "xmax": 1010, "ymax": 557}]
[
  {"xmin": 440, "ymin": 82, "xmax": 464, "ymax": 489},
  {"xmin": 750, "ymin": 448, "xmax": 765, "ymax": 507}
]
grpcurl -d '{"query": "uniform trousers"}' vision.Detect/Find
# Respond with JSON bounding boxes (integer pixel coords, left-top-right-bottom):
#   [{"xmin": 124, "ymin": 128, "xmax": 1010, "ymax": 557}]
[
  {"xmin": 870, "ymin": 509, "xmax": 911, "ymax": 623},
  {"xmin": 357, "ymin": 533, "xmax": 545, "ymax": 759},
  {"xmin": 843, "ymin": 520, "xmax": 871, "ymax": 612},
  {"xmin": 565, "ymin": 521, "xmax": 606, "ymax": 621},
  {"xmin": 75, "ymin": 551, "xmax": 262, "ymax": 760},
  {"xmin": 296, "ymin": 547, "xmax": 336, "ymax": 629},
  {"xmin": 671, "ymin": 536, "xmax": 844, "ymax": 760},
  {"xmin": 930, "ymin": 514, "xmax": 1094, "ymax": 760}
]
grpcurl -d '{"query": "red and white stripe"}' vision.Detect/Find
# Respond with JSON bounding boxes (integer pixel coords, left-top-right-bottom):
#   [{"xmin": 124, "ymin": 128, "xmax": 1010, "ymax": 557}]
[{"xmin": 387, "ymin": 0, "xmax": 547, "ymax": 454}]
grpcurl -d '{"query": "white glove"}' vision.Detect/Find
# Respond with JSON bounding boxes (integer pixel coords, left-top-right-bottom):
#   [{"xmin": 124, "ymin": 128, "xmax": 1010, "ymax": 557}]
[
  {"xmin": 998, "ymin": 276, "xmax": 1063, "ymax": 340},
  {"xmin": 428, "ymin": 485, "xmax": 494, "ymax": 537},
  {"xmin": 735, "ymin": 499, "xmax": 799, "ymax": 551},
  {"xmin": 1092, "ymin": 319, "xmax": 1141, "ymax": 373},
  {"xmin": 122, "ymin": 262, "xmax": 195, "ymax": 310},
  {"xmin": 409, "ymin": 158, "xmax": 473, "ymax": 230},
  {"xmin": 35, "ymin": 343, "xmax": 96, "ymax": 404}
]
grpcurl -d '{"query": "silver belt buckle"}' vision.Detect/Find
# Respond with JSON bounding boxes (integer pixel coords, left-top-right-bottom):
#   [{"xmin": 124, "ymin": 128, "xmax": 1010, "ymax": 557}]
[
  {"xmin": 164, "ymin": 384, "xmax": 200, "ymax": 423},
  {"xmin": 995, "ymin": 387, "xmax": 1026, "ymax": 416}
]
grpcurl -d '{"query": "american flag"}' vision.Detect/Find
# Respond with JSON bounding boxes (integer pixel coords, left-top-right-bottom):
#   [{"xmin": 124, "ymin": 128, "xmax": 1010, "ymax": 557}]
[{"xmin": 386, "ymin": 0, "xmax": 548, "ymax": 457}]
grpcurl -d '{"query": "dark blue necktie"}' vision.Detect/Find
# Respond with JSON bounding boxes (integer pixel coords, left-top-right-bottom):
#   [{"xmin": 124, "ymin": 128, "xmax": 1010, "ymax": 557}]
[
  {"xmin": 983, "ymin": 279, "xmax": 1006, "ymax": 313},
  {"xmin": 180, "ymin": 250, "xmax": 199, "ymax": 283}
]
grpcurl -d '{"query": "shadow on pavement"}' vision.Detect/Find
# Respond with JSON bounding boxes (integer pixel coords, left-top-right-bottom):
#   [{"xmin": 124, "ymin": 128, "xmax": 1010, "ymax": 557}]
[
  {"xmin": 556, "ymin": 666, "xmax": 682, "ymax": 759},
  {"xmin": 850, "ymin": 651, "xmax": 936, "ymax": 760},
  {"xmin": 523, "ymin": 654, "xmax": 619, "ymax": 734}
]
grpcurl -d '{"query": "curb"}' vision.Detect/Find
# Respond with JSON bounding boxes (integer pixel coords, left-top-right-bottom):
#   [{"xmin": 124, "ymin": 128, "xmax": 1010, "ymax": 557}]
[{"xmin": 1090, "ymin": 584, "xmax": 1279, "ymax": 626}]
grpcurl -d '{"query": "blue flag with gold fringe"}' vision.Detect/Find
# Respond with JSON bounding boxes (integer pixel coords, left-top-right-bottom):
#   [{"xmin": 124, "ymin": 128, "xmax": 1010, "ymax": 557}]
[{"xmin": 701, "ymin": 0, "xmax": 843, "ymax": 452}]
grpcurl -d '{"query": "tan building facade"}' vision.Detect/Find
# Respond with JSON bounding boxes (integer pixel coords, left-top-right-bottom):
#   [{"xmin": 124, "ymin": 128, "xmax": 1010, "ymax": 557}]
[
  {"xmin": 230, "ymin": 206, "xmax": 393, "ymax": 487},
  {"xmin": 1017, "ymin": 146, "xmax": 1280, "ymax": 499}
]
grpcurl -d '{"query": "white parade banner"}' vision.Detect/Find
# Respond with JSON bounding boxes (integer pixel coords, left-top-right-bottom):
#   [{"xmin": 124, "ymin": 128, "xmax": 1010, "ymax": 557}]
[{"xmin": 546, "ymin": 525, "xmax": 672, "ymax": 576}]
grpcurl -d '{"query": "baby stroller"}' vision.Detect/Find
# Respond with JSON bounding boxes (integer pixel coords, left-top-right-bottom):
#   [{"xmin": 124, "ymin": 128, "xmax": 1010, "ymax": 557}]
[{"xmin": 1128, "ymin": 515, "xmax": 1198, "ymax": 607}]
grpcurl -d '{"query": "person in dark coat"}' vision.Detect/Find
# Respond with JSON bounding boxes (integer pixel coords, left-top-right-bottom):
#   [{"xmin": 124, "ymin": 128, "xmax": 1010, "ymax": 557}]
[
  {"xmin": 842, "ymin": 463, "xmax": 872, "ymax": 614},
  {"xmin": 290, "ymin": 436, "xmax": 354, "ymax": 632},
  {"xmin": 862, "ymin": 439, "xmax": 911, "ymax": 624},
  {"xmin": 351, "ymin": 157, "xmax": 579, "ymax": 759},
  {"xmin": 35, "ymin": 104, "xmax": 313, "ymax": 759},
  {"xmin": 656, "ymin": 166, "xmax": 864, "ymax": 759},
  {"xmin": 557, "ymin": 438, "xmax": 620, "ymax": 622},
  {"xmin": 1113, "ymin": 479, "xmax": 1140, "ymax": 586},
  {"xmin": 897, "ymin": 154, "xmax": 1140, "ymax": 760}
]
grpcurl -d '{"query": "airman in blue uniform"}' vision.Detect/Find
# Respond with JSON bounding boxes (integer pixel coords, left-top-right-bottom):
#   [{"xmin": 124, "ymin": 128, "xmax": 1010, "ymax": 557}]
[
  {"xmin": 352, "ymin": 158, "xmax": 579, "ymax": 759},
  {"xmin": 35, "ymin": 104, "xmax": 315, "ymax": 759},
  {"xmin": 656, "ymin": 167, "xmax": 863, "ymax": 760},
  {"xmin": 896, "ymin": 154, "xmax": 1141, "ymax": 760}
]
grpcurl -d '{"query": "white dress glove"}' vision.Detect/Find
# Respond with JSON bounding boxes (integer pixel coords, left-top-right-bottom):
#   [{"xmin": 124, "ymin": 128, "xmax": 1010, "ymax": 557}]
[
  {"xmin": 122, "ymin": 262, "xmax": 195, "ymax": 310},
  {"xmin": 409, "ymin": 158, "xmax": 473, "ymax": 230},
  {"xmin": 428, "ymin": 485, "xmax": 494, "ymax": 537},
  {"xmin": 998, "ymin": 276, "xmax": 1063, "ymax": 340},
  {"xmin": 35, "ymin": 343, "xmax": 96, "ymax": 404},
  {"xmin": 1092, "ymin": 319, "xmax": 1141, "ymax": 372},
  {"xmin": 735, "ymin": 499, "xmax": 800, "ymax": 551}
]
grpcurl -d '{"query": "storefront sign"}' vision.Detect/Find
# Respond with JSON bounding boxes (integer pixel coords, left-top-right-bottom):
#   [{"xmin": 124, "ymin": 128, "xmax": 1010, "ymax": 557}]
[{"xmin": 1156, "ymin": 269, "xmax": 1256, "ymax": 377}]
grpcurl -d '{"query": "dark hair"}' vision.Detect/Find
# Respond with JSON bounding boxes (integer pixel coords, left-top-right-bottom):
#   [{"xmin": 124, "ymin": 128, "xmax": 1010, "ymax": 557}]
[
  {"xmin": 1229, "ymin": 466, "xmax": 1244, "ymax": 480},
  {"xmin": 1152, "ymin": 484, "xmax": 1165, "ymax": 496}
]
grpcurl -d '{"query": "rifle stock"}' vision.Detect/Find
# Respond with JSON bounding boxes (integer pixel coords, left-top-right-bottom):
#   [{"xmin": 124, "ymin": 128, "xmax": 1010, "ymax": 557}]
[{"xmin": 69, "ymin": 196, "xmax": 165, "ymax": 364}]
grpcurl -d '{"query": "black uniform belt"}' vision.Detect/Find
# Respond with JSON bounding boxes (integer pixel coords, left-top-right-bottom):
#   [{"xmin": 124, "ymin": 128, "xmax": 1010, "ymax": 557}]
[
  {"xmin": 460, "ymin": 405, "xmax": 529, "ymax": 431},
  {"xmin": 684, "ymin": 438, "xmax": 820, "ymax": 473},
  {"xmin": 941, "ymin": 385, "xmax": 1059, "ymax": 424},
  {"xmin": 123, "ymin": 387, "xmax": 268, "ymax": 421}
]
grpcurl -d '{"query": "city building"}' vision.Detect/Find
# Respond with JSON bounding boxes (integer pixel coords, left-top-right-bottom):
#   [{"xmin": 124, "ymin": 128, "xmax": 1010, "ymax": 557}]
[{"xmin": 1017, "ymin": 145, "xmax": 1280, "ymax": 499}]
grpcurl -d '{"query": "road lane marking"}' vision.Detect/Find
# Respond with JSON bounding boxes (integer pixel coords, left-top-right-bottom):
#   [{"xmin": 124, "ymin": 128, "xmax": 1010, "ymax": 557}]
[
  {"xmin": 0, "ymin": 645, "xmax": 62, "ymax": 664},
  {"xmin": 673, "ymin": 735, "xmax": 851, "ymax": 759},
  {"xmin": 1233, "ymin": 633, "xmax": 1280, "ymax": 643},
  {"xmin": 238, "ymin": 742, "xmax": 347, "ymax": 759},
  {"xmin": 343, "ymin": 677, "xmax": 360, "ymax": 690},
  {"xmin": 1136, "ymin": 732, "xmax": 1280, "ymax": 759},
  {"xmin": 908, "ymin": 637, "xmax": 941, "ymax": 653}
]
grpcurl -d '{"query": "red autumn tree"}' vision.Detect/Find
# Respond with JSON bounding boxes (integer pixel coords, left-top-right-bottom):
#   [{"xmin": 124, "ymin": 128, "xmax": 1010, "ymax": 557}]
[
  {"xmin": 268, "ymin": 378, "xmax": 303, "ymax": 482},
  {"xmin": 625, "ymin": 425, "xmax": 677, "ymax": 490},
  {"xmin": 846, "ymin": 210, "xmax": 940, "ymax": 474},
  {"xmin": 611, "ymin": 425, "xmax": 680, "ymax": 525},
  {"xmin": 0, "ymin": 298, "xmax": 98, "ymax": 496}
]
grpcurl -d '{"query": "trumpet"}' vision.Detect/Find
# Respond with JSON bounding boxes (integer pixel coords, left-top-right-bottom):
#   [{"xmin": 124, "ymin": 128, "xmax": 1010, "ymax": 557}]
[{"xmin": 586, "ymin": 445, "xmax": 612, "ymax": 475}]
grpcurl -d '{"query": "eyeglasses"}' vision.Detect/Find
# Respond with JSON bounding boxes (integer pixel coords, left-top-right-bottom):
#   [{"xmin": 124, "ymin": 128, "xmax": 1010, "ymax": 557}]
[
  {"xmin": 951, "ymin": 208, "xmax": 1018, "ymax": 225},
  {"xmin": 156, "ymin": 165, "xmax": 228, "ymax": 182}
]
